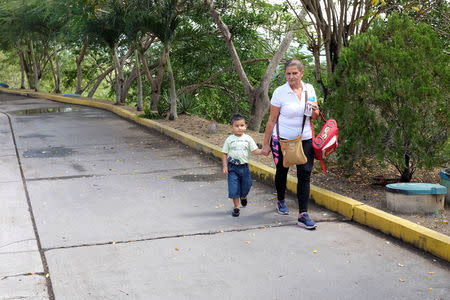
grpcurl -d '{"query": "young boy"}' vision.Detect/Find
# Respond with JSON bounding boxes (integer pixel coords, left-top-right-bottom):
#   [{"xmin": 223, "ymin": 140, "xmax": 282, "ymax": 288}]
[{"xmin": 222, "ymin": 114, "xmax": 262, "ymax": 217}]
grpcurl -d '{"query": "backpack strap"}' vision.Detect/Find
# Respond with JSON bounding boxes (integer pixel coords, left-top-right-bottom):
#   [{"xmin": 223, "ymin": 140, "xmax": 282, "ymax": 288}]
[{"xmin": 310, "ymin": 105, "xmax": 327, "ymax": 173}]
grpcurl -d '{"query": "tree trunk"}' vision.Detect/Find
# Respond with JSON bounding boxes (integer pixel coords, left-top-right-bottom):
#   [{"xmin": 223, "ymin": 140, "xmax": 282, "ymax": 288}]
[
  {"xmin": 112, "ymin": 45, "xmax": 121, "ymax": 105},
  {"xmin": 86, "ymin": 46, "xmax": 136, "ymax": 98},
  {"xmin": 45, "ymin": 48, "xmax": 59, "ymax": 94},
  {"xmin": 311, "ymin": 45, "xmax": 328, "ymax": 97},
  {"xmin": 167, "ymin": 53, "xmax": 177, "ymax": 120},
  {"xmin": 22, "ymin": 44, "xmax": 35, "ymax": 90},
  {"xmin": 76, "ymin": 37, "xmax": 89, "ymax": 95},
  {"xmin": 140, "ymin": 54, "xmax": 158, "ymax": 112},
  {"xmin": 18, "ymin": 51, "xmax": 26, "ymax": 89},
  {"xmin": 150, "ymin": 45, "xmax": 169, "ymax": 111},
  {"xmin": 87, "ymin": 67, "xmax": 113, "ymax": 98},
  {"xmin": 135, "ymin": 49, "xmax": 143, "ymax": 111},
  {"xmin": 23, "ymin": 52, "xmax": 35, "ymax": 90},
  {"xmin": 55, "ymin": 56, "xmax": 61, "ymax": 94},
  {"xmin": 400, "ymin": 154, "xmax": 414, "ymax": 182},
  {"xmin": 120, "ymin": 67, "xmax": 138, "ymax": 104},
  {"xmin": 29, "ymin": 41, "xmax": 39, "ymax": 92},
  {"xmin": 247, "ymin": 88, "xmax": 270, "ymax": 132}
]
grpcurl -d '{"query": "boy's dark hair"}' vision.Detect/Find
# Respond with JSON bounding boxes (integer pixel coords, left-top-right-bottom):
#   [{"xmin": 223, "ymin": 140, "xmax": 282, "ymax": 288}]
[{"xmin": 230, "ymin": 114, "xmax": 245, "ymax": 125}]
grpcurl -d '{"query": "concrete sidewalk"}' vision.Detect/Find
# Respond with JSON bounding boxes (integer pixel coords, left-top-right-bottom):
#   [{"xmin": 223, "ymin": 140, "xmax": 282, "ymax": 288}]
[{"xmin": 1, "ymin": 92, "xmax": 449, "ymax": 299}]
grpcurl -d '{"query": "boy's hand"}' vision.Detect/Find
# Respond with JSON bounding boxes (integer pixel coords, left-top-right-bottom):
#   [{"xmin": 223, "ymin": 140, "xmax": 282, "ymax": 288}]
[
  {"xmin": 252, "ymin": 149, "xmax": 263, "ymax": 155},
  {"xmin": 223, "ymin": 166, "xmax": 228, "ymax": 174}
]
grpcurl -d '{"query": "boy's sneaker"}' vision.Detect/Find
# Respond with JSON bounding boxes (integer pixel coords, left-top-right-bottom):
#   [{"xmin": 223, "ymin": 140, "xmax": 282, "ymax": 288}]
[
  {"xmin": 297, "ymin": 213, "xmax": 317, "ymax": 230},
  {"xmin": 277, "ymin": 200, "xmax": 290, "ymax": 215},
  {"xmin": 232, "ymin": 208, "xmax": 240, "ymax": 217},
  {"xmin": 240, "ymin": 197, "xmax": 247, "ymax": 207}
]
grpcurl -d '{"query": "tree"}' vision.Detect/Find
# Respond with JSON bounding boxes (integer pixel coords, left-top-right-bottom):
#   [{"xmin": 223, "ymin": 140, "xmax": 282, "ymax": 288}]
[
  {"xmin": 204, "ymin": 0, "xmax": 301, "ymax": 131},
  {"xmin": 328, "ymin": 13, "xmax": 449, "ymax": 182},
  {"xmin": 143, "ymin": 0, "xmax": 180, "ymax": 119},
  {"xmin": 0, "ymin": 0, "xmax": 46, "ymax": 91},
  {"xmin": 286, "ymin": 0, "xmax": 392, "ymax": 98},
  {"xmin": 24, "ymin": 0, "xmax": 70, "ymax": 93},
  {"xmin": 85, "ymin": 0, "xmax": 128, "ymax": 104}
]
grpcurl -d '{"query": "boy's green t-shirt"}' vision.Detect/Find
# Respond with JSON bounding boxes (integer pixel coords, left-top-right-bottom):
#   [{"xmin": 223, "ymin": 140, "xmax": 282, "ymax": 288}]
[{"xmin": 222, "ymin": 133, "xmax": 258, "ymax": 164}]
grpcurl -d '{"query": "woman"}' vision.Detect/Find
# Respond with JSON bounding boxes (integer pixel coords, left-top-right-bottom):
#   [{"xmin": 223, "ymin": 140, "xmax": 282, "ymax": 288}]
[{"xmin": 262, "ymin": 59, "xmax": 320, "ymax": 230}]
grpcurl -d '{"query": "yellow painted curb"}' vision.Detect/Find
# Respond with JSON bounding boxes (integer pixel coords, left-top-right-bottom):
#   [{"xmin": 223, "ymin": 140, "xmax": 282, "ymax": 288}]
[
  {"xmin": 310, "ymin": 186, "xmax": 363, "ymax": 220},
  {"xmin": 354, "ymin": 205, "xmax": 450, "ymax": 261},
  {"xmin": 1, "ymin": 87, "xmax": 449, "ymax": 262}
]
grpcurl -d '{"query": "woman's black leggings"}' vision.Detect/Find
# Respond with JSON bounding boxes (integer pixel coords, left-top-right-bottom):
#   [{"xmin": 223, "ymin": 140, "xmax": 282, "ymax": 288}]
[{"xmin": 271, "ymin": 137, "xmax": 314, "ymax": 213}]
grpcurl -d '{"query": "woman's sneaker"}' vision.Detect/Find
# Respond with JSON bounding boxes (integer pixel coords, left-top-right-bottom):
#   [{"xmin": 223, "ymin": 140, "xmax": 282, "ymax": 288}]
[
  {"xmin": 298, "ymin": 213, "xmax": 317, "ymax": 229},
  {"xmin": 277, "ymin": 200, "xmax": 290, "ymax": 215},
  {"xmin": 232, "ymin": 208, "xmax": 240, "ymax": 217},
  {"xmin": 240, "ymin": 197, "xmax": 247, "ymax": 207}
]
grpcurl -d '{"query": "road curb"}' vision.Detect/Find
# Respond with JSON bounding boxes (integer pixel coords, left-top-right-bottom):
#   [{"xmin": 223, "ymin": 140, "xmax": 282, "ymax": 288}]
[{"xmin": 2, "ymin": 87, "xmax": 449, "ymax": 262}]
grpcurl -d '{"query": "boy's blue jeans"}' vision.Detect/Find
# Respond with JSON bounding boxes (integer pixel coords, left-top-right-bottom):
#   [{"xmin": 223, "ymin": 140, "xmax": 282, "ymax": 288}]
[{"xmin": 227, "ymin": 163, "xmax": 252, "ymax": 199}]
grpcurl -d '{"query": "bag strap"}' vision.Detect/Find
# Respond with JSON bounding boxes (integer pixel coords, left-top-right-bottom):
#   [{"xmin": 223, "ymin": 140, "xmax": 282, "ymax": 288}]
[
  {"xmin": 276, "ymin": 88, "xmax": 308, "ymax": 139},
  {"xmin": 319, "ymin": 111, "xmax": 326, "ymax": 122}
]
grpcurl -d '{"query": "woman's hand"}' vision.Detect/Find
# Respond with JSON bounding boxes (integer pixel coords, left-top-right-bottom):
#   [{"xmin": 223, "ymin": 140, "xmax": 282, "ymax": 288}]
[
  {"xmin": 310, "ymin": 102, "xmax": 320, "ymax": 119},
  {"xmin": 261, "ymin": 144, "xmax": 272, "ymax": 156}
]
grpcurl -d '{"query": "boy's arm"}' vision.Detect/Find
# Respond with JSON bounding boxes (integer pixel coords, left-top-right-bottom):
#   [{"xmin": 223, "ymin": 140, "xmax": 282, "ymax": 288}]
[
  {"xmin": 252, "ymin": 149, "xmax": 263, "ymax": 155},
  {"xmin": 222, "ymin": 153, "xmax": 228, "ymax": 174},
  {"xmin": 249, "ymin": 136, "xmax": 262, "ymax": 156}
]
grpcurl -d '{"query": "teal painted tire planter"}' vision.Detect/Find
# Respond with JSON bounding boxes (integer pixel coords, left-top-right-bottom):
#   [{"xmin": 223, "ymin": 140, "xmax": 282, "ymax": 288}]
[
  {"xmin": 385, "ymin": 183, "xmax": 446, "ymax": 213},
  {"xmin": 62, "ymin": 93, "xmax": 81, "ymax": 98},
  {"xmin": 440, "ymin": 168, "xmax": 450, "ymax": 205}
]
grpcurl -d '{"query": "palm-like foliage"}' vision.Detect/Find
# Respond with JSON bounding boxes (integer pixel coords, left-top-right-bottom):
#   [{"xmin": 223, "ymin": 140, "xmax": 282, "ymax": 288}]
[
  {"xmin": 126, "ymin": 0, "xmax": 179, "ymax": 46},
  {"xmin": 85, "ymin": 0, "xmax": 127, "ymax": 49}
]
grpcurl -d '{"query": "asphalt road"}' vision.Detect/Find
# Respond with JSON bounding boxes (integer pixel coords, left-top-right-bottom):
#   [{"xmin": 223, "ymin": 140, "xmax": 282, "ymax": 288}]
[{"xmin": 1, "ymin": 93, "xmax": 449, "ymax": 299}]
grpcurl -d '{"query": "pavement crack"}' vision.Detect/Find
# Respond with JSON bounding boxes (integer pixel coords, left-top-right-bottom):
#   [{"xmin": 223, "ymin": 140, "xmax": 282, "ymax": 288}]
[
  {"xmin": 0, "ymin": 238, "xmax": 36, "ymax": 249},
  {"xmin": 1, "ymin": 272, "xmax": 45, "ymax": 280},
  {"xmin": 43, "ymin": 219, "xmax": 348, "ymax": 251},
  {"xmin": 1, "ymin": 111, "xmax": 55, "ymax": 299}
]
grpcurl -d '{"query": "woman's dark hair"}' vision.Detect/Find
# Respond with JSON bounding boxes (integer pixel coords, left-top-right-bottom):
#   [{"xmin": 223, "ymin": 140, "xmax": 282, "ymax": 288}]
[
  {"xmin": 230, "ymin": 114, "xmax": 245, "ymax": 125},
  {"xmin": 284, "ymin": 59, "xmax": 304, "ymax": 72}
]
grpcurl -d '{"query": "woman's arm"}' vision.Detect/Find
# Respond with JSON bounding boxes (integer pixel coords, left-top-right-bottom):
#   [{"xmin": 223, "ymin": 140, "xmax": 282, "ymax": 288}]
[{"xmin": 262, "ymin": 105, "xmax": 281, "ymax": 155}]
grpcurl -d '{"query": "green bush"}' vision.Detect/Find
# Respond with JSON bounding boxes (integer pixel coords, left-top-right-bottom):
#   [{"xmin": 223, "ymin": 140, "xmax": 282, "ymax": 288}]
[
  {"xmin": 327, "ymin": 13, "xmax": 449, "ymax": 182},
  {"xmin": 177, "ymin": 94, "xmax": 198, "ymax": 115}
]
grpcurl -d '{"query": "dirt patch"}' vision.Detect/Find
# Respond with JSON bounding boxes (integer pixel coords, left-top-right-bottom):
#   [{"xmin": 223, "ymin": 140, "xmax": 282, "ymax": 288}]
[{"xmin": 155, "ymin": 114, "xmax": 449, "ymax": 236}]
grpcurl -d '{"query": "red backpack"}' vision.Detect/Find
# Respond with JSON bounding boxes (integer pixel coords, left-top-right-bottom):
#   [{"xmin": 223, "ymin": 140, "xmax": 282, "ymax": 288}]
[{"xmin": 311, "ymin": 112, "xmax": 338, "ymax": 173}]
